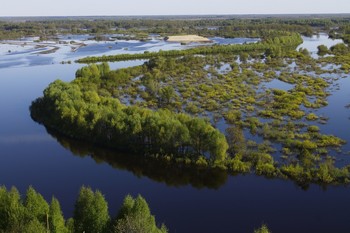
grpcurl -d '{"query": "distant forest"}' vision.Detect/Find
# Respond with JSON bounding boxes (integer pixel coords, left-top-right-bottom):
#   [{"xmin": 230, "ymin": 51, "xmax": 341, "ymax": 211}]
[{"xmin": 1, "ymin": 15, "xmax": 350, "ymax": 41}]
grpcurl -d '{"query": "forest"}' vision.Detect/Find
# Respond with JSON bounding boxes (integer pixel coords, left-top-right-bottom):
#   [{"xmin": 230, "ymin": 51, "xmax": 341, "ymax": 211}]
[
  {"xmin": 1, "ymin": 15, "xmax": 350, "ymax": 41},
  {"xmin": 1, "ymin": 14, "xmax": 348, "ymax": 232},
  {"xmin": 3, "ymin": 11, "xmax": 350, "ymax": 233},
  {"xmin": 0, "ymin": 185, "xmax": 271, "ymax": 233},
  {"xmin": 31, "ymin": 32, "xmax": 350, "ymax": 186},
  {"xmin": 0, "ymin": 185, "xmax": 167, "ymax": 233},
  {"xmin": 77, "ymin": 32, "xmax": 302, "ymax": 63}
]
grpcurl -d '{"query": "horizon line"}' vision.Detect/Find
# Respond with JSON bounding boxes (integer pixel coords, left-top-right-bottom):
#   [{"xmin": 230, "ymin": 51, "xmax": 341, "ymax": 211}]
[{"xmin": 1, "ymin": 13, "xmax": 350, "ymax": 18}]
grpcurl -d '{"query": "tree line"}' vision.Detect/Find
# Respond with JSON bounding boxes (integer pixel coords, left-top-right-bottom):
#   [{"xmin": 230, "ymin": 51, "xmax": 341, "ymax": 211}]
[
  {"xmin": 0, "ymin": 185, "xmax": 167, "ymax": 233},
  {"xmin": 30, "ymin": 59, "xmax": 350, "ymax": 186},
  {"xmin": 77, "ymin": 32, "xmax": 303, "ymax": 63},
  {"xmin": 0, "ymin": 185, "xmax": 273, "ymax": 233},
  {"xmin": 1, "ymin": 15, "xmax": 350, "ymax": 40},
  {"xmin": 30, "ymin": 63, "xmax": 228, "ymax": 165}
]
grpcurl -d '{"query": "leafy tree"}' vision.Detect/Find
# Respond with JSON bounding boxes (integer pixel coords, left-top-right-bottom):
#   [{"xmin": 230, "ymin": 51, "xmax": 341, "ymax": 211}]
[
  {"xmin": 49, "ymin": 197, "xmax": 68, "ymax": 233},
  {"xmin": 239, "ymin": 52, "xmax": 249, "ymax": 63},
  {"xmin": 254, "ymin": 224, "xmax": 271, "ymax": 233},
  {"xmin": 317, "ymin": 45, "xmax": 329, "ymax": 56},
  {"xmin": 0, "ymin": 186, "xmax": 170, "ymax": 233},
  {"xmin": 24, "ymin": 218, "xmax": 47, "ymax": 233},
  {"xmin": 66, "ymin": 218, "xmax": 75, "ymax": 233},
  {"xmin": 158, "ymin": 86, "xmax": 175, "ymax": 107},
  {"xmin": 24, "ymin": 186, "xmax": 49, "ymax": 230},
  {"xmin": 226, "ymin": 126, "xmax": 246, "ymax": 155},
  {"xmin": 114, "ymin": 195, "xmax": 167, "ymax": 233},
  {"xmin": 330, "ymin": 43, "xmax": 349, "ymax": 55},
  {"xmin": 74, "ymin": 186, "xmax": 110, "ymax": 233},
  {"xmin": 0, "ymin": 186, "xmax": 25, "ymax": 232}
]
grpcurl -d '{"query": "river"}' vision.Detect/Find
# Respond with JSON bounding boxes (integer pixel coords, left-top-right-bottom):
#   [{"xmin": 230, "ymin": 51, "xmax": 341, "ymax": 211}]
[{"xmin": 0, "ymin": 35, "xmax": 349, "ymax": 233}]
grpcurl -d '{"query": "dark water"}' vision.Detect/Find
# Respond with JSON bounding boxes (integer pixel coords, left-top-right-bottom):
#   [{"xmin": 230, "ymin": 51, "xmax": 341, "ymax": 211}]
[{"xmin": 0, "ymin": 36, "xmax": 350, "ymax": 233}]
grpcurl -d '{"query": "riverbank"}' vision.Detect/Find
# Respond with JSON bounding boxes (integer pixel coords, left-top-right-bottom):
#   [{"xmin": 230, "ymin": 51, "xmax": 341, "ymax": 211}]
[
  {"xmin": 0, "ymin": 40, "xmax": 87, "ymax": 55},
  {"xmin": 165, "ymin": 35, "xmax": 212, "ymax": 43}
]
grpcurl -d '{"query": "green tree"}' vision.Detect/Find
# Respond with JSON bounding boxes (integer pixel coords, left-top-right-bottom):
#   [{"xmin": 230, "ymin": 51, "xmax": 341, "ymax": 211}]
[
  {"xmin": 254, "ymin": 224, "xmax": 271, "ymax": 233},
  {"xmin": 0, "ymin": 186, "xmax": 25, "ymax": 232},
  {"xmin": 317, "ymin": 45, "xmax": 329, "ymax": 56},
  {"xmin": 24, "ymin": 186, "xmax": 49, "ymax": 230},
  {"xmin": 114, "ymin": 195, "xmax": 167, "ymax": 233},
  {"xmin": 23, "ymin": 218, "xmax": 47, "ymax": 233},
  {"xmin": 240, "ymin": 52, "xmax": 249, "ymax": 63},
  {"xmin": 330, "ymin": 43, "xmax": 349, "ymax": 55},
  {"xmin": 226, "ymin": 126, "xmax": 246, "ymax": 155},
  {"xmin": 66, "ymin": 218, "xmax": 75, "ymax": 233},
  {"xmin": 158, "ymin": 86, "xmax": 175, "ymax": 107},
  {"xmin": 74, "ymin": 186, "xmax": 110, "ymax": 233},
  {"xmin": 49, "ymin": 197, "xmax": 68, "ymax": 233}
]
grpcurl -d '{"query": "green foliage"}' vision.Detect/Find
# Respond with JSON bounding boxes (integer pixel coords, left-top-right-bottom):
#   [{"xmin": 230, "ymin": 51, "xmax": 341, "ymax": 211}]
[
  {"xmin": 114, "ymin": 195, "xmax": 167, "ymax": 233},
  {"xmin": 74, "ymin": 186, "xmax": 110, "ymax": 233},
  {"xmin": 281, "ymin": 164, "xmax": 312, "ymax": 183},
  {"xmin": 307, "ymin": 125, "xmax": 320, "ymax": 133},
  {"xmin": 255, "ymin": 162, "xmax": 278, "ymax": 177},
  {"xmin": 31, "ymin": 70, "xmax": 229, "ymax": 163},
  {"xmin": 226, "ymin": 126, "xmax": 246, "ymax": 155},
  {"xmin": 225, "ymin": 110, "xmax": 242, "ymax": 124},
  {"xmin": 195, "ymin": 156, "xmax": 209, "ymax": 167},
  {"xmin": 301, "ymin": 140, "xmax": 318, "ymax": 150},
  {"xmin": 299, "ymin": 48, "xmax": 310, "ymax": 57},
  {"xmin": 317, "ymin": 45, "xmax": 329, "ymax": 56},
  {"xmin": 254, "ymin": 224, "xmax": 271, "ymax": 233},
  {"xmin": 66, "ymin": 218, "xmax": 75, "ymax": 233},
  {"xmin": 24, "ymin": 218, "xmax": 47, "ymax": 233},
  {"xmin": 49, "ymin": 197, "xmax": 68, "ymax": 233},
  {"xmin": 24, "ymin": 186, "xmax": 49, "ymax": 227},
  {"xmin": 229, "ymin": 154, "xmax": 251, "ymax": 173},
  {"xmin": 0, "ymin": 186, "xmax": 25, "ymax": 232},
  {"xmin": 77, "ymin": 32, "xmax": 302, "ymax": 63},
  {"xmin": 316, "ymin": 162, "xmax": 334, "ymax": 183},
  {"xmin": 0, "ymin": 186, "xmax": 168, "ymax": 233},
  {"xmin": 240, "ymin": 52, "xmax": 249, "ymax": 63},
  {"xmin": 30, "ymin": 33, "xmax": 350, "ymax": 186},
  {"xmin": 306, "ymin": 113, "xmax": 319, "ymax": 121},
  {"xmin": 330, "ymin": 43, "xmax": 349, "ymax": 55}
]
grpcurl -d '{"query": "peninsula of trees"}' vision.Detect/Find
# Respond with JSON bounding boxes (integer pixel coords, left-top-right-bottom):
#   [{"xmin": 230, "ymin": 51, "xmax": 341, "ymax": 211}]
[{"xmin": 27, "ymin": 14, "xmax": 350, "ymax": 187}]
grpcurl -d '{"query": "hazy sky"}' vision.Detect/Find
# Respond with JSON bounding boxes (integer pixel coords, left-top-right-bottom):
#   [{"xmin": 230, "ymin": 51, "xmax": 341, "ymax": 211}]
[{"xmin": 1, "ymin": 0, "xmax": 350, "ymax": 16}]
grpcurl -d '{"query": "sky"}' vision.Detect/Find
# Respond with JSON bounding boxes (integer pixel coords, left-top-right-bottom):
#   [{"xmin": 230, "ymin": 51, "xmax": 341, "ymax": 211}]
[{"xmin": 0, "ymin": 0, "xmax": 350, "ymax": 17}]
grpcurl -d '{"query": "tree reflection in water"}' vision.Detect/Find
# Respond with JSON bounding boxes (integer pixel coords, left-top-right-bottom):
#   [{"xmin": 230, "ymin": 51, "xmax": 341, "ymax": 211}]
[{"xmin": 46, "ymin": 128, "xmax": 229, "ymax": 189}]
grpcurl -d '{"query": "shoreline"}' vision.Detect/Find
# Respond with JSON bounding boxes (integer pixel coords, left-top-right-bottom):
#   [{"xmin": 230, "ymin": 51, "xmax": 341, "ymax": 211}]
[
  {"xmin": 0, "ymin": 40, "xmax": 87, "ymax": 56},
  {"xmin": 165, "ymin": 35, "xmax": 212, "ymax": 43}
]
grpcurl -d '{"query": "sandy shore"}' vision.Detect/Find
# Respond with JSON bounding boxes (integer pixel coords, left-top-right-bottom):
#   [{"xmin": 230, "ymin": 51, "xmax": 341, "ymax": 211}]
[
  {"xmin": 165, "ymin": 35, "xmax": 212, "ymax": 43},
  {"xmin": 0, "ymin": 40, "xmax": 88, "ymax": 56}
]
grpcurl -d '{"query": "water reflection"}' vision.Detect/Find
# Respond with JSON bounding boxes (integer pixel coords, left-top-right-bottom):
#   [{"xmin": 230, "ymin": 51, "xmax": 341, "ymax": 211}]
[
  {"xmin": 0, "ymin": 134, "xmax": 52, "ymax": 144},
  {"xmin": 46, "ymin": 126, "xmax": 330, "ymax": 191},
  {"xmin": 297, "ymin": 33, "xmax": 343, "ymax": 58},
  {"xmin": 45, "ymin": 128, "xmax": 229, "ymax": 189}
]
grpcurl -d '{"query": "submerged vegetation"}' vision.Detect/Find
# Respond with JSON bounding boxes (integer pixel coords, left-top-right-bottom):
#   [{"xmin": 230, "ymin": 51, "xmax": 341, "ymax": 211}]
[
  {"xmin": 13, "ymin": 14, "xmax": 348, "ymax": 187},
  {"xmin": 76, "ymin": 32, "xmax": 302, "ymax": 63},
  {"xmin": 2, "ymin": 15, "xmax": 350, "ymax": 233},
  {"xmin": 32, "ymin": 32, "xmax": 350, "ymax": 186}
]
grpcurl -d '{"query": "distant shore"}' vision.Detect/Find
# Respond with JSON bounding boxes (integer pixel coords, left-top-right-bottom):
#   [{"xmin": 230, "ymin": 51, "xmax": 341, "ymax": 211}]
[{"xmin": 165, "ymin": 35, "xmax": 212, "ymax": 43}]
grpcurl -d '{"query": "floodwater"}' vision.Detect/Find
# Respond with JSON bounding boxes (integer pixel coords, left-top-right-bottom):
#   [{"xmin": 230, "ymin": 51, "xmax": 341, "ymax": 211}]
[
  {"xmin": 0, "ymin": 35, "xmax": 350, "ymax": 233},
  {"xmin": 297, "ymin": 33, "xmax": 343, "ymax": 58}
]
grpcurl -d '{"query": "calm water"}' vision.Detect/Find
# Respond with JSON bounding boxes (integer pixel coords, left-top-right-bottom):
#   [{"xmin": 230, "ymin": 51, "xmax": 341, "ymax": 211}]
[
  {"xmin": 1, "ymin": 36, "xmax": 350, "ymax": 233},
  {"xmin": 297, "ymin": 33, "xmax": 343, "ymax": 58}
]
